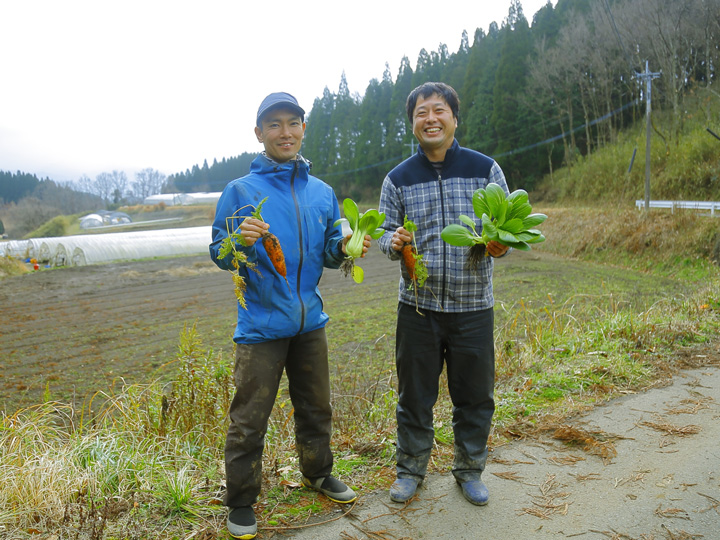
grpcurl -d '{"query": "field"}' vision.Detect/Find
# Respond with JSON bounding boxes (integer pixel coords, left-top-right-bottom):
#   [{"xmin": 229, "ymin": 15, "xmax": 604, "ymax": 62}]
[{"xmin": 0, "ymin": 243, "xmax": 693, "ymax": 414}]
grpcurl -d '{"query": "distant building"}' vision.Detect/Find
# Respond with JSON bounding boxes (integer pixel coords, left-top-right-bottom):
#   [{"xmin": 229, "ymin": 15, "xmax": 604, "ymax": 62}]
[
  {"xmin": 79, "ymin": 210, "xmax": 132, "ymax": 229},
  {"xmin": 142, "ymin": 192, "xmax": 221, "ymax": 206}
]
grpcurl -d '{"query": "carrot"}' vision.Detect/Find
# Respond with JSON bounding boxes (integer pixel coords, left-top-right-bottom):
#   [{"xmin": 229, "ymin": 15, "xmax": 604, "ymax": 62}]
[
  {"xmin": 261, "ymin": 232, "xmax": 287, "ymax": 278},
  {"xmin": 401, "ymin": 243, "xmax": 416, "ymax": 280}
]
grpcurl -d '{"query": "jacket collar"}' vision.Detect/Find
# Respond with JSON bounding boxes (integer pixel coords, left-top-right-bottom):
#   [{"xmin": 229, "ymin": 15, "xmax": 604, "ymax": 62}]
[
  {"xmin": 252, "ymin": 152, "xmax": 311, "ymax": 176},
  {"xmin": 417, "ymin": 139, "xmax": 460, "ymax": 167}
]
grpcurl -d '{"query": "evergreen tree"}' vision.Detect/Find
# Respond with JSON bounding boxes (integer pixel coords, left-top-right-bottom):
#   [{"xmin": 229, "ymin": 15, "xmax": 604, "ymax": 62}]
[
  {"xmin": 490, "ymin": 1, "xmax": 536, "ymax": 187},
  {"xmin": 0, "ymin": 171, "xmax": 41, "ymax": 204},
  {"xmin": 460, "ymin": 24, "xmax": 501, "ymax": 151}
]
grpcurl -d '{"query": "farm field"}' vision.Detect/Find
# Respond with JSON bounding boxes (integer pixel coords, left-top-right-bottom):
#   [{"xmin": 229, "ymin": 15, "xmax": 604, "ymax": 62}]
[
  {"xmin": 1, "ymin": 249, "xmax": 399, "ymax": 412},
  {"xmin": 0, "ymin": 247, "xmax": 690, "ymax": 413}
]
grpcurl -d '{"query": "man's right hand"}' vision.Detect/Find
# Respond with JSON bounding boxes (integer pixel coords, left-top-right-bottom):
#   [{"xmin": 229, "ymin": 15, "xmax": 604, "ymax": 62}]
[
  {"xmin": 391, "ymin": 226, "xmax": 413, "ymax": 252},
  {"xmin": 239, "ymin": 218, "xmax": 269, "ymax": 247}
]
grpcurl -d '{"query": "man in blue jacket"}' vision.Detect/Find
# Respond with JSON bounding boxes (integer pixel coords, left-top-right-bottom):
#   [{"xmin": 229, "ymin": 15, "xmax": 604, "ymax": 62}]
[
  {"xmin": 378, "ymin": 82, "xmax": 510, "ymax": 507},
  {"xmin": 210, "ymin": 92, "xmax": 367, "ymax": 539}
]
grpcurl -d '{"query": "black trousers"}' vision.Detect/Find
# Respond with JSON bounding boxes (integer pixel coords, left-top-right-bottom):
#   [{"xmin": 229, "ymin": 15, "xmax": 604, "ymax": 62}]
[
  {"xmin": 394, "ymin": 303, "xmax": 496, "ymax": 483},
  {"xmin": 224, "ymin": 327, "xmax": 333, "ymax": 508}
]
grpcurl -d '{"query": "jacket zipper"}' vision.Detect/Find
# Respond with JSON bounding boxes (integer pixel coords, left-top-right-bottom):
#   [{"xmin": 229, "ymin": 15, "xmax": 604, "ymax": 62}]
[
  {"xmin": 290, "ymin": 161, "xmax": 305, "ymax": 334},
  {"xmin": 438, "ymin": 173, "xmax": 447, "ymax": 308}
]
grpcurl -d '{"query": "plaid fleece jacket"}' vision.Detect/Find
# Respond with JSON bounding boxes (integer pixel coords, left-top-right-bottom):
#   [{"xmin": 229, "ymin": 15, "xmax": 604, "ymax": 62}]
[{"xmin": 377, "ymin": 139, "xmax": 510, "ymax": 313}]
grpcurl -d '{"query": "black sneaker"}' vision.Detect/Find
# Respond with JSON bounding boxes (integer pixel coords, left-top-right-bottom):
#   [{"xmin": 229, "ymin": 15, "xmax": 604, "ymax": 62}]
[
  {"xmin": 227, "ymin": 506, "xmax": 257, "ymax": 539},
  {"xmin": 302, "ymin": 475, "xmax": 357, "ymax": 503}
]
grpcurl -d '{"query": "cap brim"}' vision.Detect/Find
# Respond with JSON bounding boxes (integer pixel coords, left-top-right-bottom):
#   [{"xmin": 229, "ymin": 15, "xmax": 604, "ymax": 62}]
[{"xmin": 257, "ymin": 102, "xmax": 305, "ymax": 124}]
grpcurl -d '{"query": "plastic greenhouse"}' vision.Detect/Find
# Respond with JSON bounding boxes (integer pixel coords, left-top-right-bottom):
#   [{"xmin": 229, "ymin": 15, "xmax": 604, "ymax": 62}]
[{"xmin": 2, "ymin": 227, "xmax": 212, "ymax": 267}]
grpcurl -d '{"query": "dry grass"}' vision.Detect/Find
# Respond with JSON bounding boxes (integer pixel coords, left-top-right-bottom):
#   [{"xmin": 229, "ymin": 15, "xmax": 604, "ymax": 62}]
[
  {"xmin": 665, "ymin": 396, "xmax": 714, "ymax": 415},
  {"xmin": 551, "ymin": 424, "xmax": 619, "ymax": 461},
  {"xmin": 534, "ymin": 205, "xmax": 720, "ymax": 276},
  {"xmin": 638, "ymin": 421, "xmax": 702, "ymax": 436},
  {"xmin": 518, "ymin": 473, "xmax": 571, "ymax": 520},
  {"xmin": 0, "ymin": 254, "xmax": 29, "ymax": 278}
]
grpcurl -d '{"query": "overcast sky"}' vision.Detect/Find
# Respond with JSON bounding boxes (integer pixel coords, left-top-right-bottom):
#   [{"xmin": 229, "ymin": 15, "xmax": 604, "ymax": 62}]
[{"xmin": 1, "ymin": 0, "xmax": 554, "ymax": 184}]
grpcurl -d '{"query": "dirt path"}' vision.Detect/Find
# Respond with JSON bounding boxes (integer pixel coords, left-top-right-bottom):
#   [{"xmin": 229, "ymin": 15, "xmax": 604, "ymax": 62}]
[{"xmin": 289, "ymin": 363, "xmax": 720, "ymax": 539}]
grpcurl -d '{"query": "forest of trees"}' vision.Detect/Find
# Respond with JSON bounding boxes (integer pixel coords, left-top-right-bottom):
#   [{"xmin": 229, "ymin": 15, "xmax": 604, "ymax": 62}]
[
  {"xmin": 165, "ymin": 153, "xmax": 258, "ymax": 193},
  {"xmin": 298, "ymin": 0, "xmax": 719, "ymax": 200},
  {"xmin": 0, "ymin": 171, "xmax": 103, "ymax": 237},
  {"xmin": 154, "ymin": 0, "xmax": 719, "ymax": 200}
]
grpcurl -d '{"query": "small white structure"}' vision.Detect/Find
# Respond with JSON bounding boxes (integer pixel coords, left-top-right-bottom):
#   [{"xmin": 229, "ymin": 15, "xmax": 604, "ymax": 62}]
[
  {"xmin": 2, "ymin": 227, "xmax": 212, "ymax": 267},
  {"xmin": 143, "ymin": 192, "xmax": 221, "ymax": 206},
  {"xmin": 0, "ymin": 240, "xmax": 27, "ymax": 258},
  {"xmin": 79, "ymin": 211, "xmax": 132, "ymax": 229}
]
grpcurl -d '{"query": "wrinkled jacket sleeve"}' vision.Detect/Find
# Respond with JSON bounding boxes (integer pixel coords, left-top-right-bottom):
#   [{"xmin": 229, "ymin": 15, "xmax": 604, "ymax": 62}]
[
  {"xmin": 377, "ymin": 175, "xmax": 402, "ymax": 261},
  {"xmin": 209, "ymin": 183, "xmax": 257, "ymax": 272}
]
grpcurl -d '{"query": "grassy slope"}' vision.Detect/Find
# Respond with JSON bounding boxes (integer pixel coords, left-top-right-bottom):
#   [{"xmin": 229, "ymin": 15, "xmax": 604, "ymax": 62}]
[{"xmin": 534, "ymin": 88, "xmax": 720, "ymax": 205}]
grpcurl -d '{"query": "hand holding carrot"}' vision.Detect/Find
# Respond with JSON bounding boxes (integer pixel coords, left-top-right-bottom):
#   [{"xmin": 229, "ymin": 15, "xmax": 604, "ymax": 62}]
[
  {"xmin": 239, "ymin": 218, "xmax": 269, "ymax": 247},
  {"xmin": 391, "ymin": 226, "xmax": 413, "ymax": 252}
]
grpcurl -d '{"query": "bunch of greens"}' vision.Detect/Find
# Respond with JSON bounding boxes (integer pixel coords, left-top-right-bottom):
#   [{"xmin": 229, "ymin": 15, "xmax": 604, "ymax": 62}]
[
  {"xmin": 441, "ymin": 183, "xmax": 546, "ymax": 268},
  {"xmin": 334, "ymin": 198, "xmax": 386, "ymax": 283}
]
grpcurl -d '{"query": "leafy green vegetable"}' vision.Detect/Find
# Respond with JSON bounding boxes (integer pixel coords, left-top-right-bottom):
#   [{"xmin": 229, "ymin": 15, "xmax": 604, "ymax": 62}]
[
  {"xmin": 334, "ymin": 198, "xmax": 386, "ymax": 283},
  {"xmin": 441, "ymin": 183, "xmax": 547, "ymax": 252},
  {"xmin": 335, "ymin": 198, "xmax": 386, "ymax": 258}
]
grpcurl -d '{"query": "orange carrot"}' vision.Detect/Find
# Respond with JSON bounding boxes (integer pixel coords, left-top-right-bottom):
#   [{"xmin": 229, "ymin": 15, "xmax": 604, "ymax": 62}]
[
  {"xmin": 401, "ymin": 243, "xmax": 416, "ymax": 280},
  {"xmin": 262, "ymin": 232, "xmax": 287, "ymax": 278}
]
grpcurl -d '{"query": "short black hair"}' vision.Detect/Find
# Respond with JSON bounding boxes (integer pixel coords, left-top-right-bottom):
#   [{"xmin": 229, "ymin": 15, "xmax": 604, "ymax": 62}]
[{"xmin": 405, "ymin": 82, "xmax": 460, "ymax": 124}]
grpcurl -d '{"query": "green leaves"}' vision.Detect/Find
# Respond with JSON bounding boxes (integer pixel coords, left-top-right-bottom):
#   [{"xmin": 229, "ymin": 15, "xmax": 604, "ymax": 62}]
[
  {"xmin": 441, "ymin": 183, "xmax": 547, "ymax": 252},
  {"xmin": 440, "ymin": 223, "xmax": 476, "ymax": 247},
  {"xmin": 334, "ymin": 198, "xmax": 386, "ymax": 283}
]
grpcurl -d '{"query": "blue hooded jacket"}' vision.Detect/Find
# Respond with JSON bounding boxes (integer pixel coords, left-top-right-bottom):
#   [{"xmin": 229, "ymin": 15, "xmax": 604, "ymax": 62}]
[{"xmin": 209, "ymin": 154, "xmax": 346, "ymax": 343}]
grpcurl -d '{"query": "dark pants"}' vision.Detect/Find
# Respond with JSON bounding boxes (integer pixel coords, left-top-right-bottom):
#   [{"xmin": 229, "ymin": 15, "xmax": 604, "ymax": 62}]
[
  {"xmin": 224, "ymin": 327, "xmax": 333, "ymax": 508},
  {"xmin": 395, "ymin": 303, "xmax": 496, "ymax": 483}
]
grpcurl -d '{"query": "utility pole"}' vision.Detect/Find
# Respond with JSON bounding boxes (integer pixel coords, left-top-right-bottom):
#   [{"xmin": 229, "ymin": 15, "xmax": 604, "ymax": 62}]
[
  {"xmin": 405, "ymin": 140, "xmax": 416, "ymax": 157},
  {"xmin": 636, "ymin": 60, "xmax": 661, "ymax": 211}
]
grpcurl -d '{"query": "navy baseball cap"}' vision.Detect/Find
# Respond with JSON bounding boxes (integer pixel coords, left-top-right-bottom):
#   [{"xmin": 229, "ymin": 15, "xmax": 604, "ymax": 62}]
[{"xmin": 256, "ymin": 92, "xmax": 305, "ymax": 126}]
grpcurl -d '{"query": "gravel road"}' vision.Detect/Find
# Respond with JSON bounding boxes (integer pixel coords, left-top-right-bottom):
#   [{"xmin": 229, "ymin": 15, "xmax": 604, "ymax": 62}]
[{"xmin": 288, "ymin": 363, "xmax": 720, "ymax": 539}]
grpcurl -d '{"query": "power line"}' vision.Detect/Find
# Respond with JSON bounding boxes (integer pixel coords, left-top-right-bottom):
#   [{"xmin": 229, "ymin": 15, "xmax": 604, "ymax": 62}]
[
  {"xmin": 601, "ymin": 0, "xmax": 636, "ymax": 73},
  {"xmin": 320, "ymin": 99, "xmax": 639, "ymax": 178},
  {"xmin": 492, "ymin": 99, "xmax": 639, "ymax": 159}
]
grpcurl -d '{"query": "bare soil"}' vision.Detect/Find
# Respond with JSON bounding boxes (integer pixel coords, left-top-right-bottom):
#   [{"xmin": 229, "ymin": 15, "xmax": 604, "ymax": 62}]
[
  {"xmin": 0, "ymin": 249, "xmax": 400, "ymax": 412},
  {"xmin": 0, "ymin": 248, "xmax": 685, "ymax": 413}
]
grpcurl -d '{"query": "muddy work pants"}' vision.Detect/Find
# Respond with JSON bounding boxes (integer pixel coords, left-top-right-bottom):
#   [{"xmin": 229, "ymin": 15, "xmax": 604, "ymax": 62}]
[
  {"xmin": 394, "ymin": 303, "xmax": 496, "ymax": 483},
  {"xmin": 224, "ymin": 327, "xmax": 334, "ymax": 508}
]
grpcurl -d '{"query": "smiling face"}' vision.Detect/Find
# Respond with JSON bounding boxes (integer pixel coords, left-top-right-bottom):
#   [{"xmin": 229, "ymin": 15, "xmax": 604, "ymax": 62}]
[
  {"xmin": 411, "ymin": 93, "xmax": 458, "ymax": 162},
  {"xmin": 254, "ymin": 107, "xmax": 306, "ymax": 163}
]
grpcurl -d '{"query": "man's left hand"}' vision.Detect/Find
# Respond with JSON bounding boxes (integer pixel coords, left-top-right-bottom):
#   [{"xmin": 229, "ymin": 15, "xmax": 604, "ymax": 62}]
[
  {"xmin": 342, "ymin": 234, "xmax": 371, "ymax": 257},
  {"xmin": 486, "ymin": 240, "xmax": 509, "ymax": 258}
]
